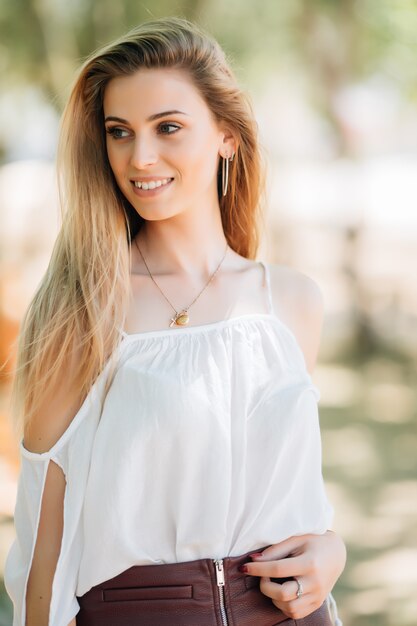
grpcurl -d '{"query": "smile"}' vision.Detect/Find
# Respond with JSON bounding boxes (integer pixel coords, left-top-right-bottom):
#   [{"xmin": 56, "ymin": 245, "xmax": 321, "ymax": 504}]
[
  {"xmin": 131, "ymin": 178, "xmax": 174, "ymax": 198},
  {"xmin": 133, "ymin": 178, "xmax": 173, "ymax": 190}
]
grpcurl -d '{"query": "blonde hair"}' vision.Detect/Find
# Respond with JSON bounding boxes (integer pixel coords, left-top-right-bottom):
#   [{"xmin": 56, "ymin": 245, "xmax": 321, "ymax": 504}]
[{"xmin": 7, "ymin": 16, "xmax": 267, "ymax": 441}]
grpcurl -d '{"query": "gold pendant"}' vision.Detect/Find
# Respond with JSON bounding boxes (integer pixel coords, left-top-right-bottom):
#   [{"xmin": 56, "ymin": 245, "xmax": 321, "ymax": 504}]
[{"xmin": 169, "ymin": 311, "xmax": 190, "ymax": 327}]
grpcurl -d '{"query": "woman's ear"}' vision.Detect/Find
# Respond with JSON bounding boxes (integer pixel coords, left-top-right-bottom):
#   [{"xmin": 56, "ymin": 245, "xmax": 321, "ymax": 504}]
[{"xmin": 219, "ymin": 125, "xmax": 237, "ymax": 158}]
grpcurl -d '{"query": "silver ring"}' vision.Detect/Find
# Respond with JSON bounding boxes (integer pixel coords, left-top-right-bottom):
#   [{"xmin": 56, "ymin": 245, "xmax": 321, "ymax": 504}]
[{"xmin": 295, "ymin": 577, "xmax": 303, "ymax": 599}]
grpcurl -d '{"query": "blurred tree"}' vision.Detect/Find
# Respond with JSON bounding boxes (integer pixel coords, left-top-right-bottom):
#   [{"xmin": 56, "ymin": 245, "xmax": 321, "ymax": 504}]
[
  {"xmin": 1, "ymin": 0, "xmax": 417, "ymax": 110},
  {"xmin": 0, "ymin": 0, "xmax": 209, "ymax": 108}
]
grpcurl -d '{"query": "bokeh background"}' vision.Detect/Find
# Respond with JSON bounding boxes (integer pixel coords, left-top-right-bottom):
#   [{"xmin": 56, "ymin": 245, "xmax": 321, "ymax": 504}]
[{"xmin": 1, "ymin": 2, "xmax": 416, "ymax": 625}]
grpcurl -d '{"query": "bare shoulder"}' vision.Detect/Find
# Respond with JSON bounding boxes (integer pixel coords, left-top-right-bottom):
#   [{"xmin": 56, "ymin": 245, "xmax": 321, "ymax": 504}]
[
  {"xmin": 267, "ymin": 263, "xmax": 324, "ymax": 374},
  {"xmin": 23, "ymin": 342, "xmax": 87, "ymax": 455}
]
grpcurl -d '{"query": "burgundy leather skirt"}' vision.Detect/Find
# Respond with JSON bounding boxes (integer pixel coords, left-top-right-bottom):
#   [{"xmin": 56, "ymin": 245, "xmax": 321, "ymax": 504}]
[{"xmin": 76, "ymin": 545, "xmax": 334, "ymax": 626}]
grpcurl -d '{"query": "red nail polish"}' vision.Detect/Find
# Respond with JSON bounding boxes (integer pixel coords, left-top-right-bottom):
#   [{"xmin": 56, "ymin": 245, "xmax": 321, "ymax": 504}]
[
  {"xmin": 238, "ymin": 564, "xmax": 249, "ymax": 573},
  {"xmin": 249, "ymin": 552, "xmax": 263, "ymax": 558}
]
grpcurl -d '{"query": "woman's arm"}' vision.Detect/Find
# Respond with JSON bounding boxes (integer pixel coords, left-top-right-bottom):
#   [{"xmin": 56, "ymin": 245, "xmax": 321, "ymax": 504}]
[
  {"xmin": 260, "ymin": 269, "xmax": 346, "ymax": 619},
  {"xmin": 24, "ymin": 459, "xmax": 66, "ymax": 626},
  {"xmin": 23, "ymin": 345, "xmax": 85, "ymax": 626}
]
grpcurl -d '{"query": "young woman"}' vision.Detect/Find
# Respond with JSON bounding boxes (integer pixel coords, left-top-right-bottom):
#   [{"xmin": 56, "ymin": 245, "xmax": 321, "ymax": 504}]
[{"xmin": 4, "ymin": 16, "xmax": 346, "ymax": 626}]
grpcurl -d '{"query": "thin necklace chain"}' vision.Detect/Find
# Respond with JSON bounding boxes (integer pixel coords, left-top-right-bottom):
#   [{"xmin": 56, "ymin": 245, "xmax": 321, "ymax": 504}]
[{"xmin": 134, "ymin": 237, "xmax": 229, "ymax": 326}]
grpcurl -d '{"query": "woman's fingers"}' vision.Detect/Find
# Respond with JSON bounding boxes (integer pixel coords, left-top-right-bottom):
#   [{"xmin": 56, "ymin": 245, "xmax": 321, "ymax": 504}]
[
  {"xmin": 259, "ymin": 577, "xmax": 321, "ymax": 621},
  {"xmin": 260, "ymin": 576, "xmax": 307, "ymax": 603},
  {"xmin": 245, "ymin": 533, "xmax": 344, "ymax": 619},
  {"xmin": 253, "ymin": 536, "xmax": 305, "ymax": 560},
  {"xmin": 240, "ymin": 553, "xmax": 307, "ymax": 579}
]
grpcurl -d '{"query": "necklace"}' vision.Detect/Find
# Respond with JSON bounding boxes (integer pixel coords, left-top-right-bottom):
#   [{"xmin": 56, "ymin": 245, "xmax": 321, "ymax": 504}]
[{"xmin": 134, "ymin": 237, "xmax": 229, "ymax": 327}]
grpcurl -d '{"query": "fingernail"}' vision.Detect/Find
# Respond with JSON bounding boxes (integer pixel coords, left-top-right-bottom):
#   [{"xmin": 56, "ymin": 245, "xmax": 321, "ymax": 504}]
[
  {"xmin": 238, "ymin": 564, "xmax": 249, "ymax": 573},
  {"xmin": 249, "ymin": 552, "xmax": 264, "ymax": 559}
]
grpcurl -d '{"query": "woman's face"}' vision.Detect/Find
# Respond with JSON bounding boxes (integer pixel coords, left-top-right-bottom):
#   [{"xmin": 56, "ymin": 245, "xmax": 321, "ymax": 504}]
[{"xmin": 103, "ymin": 67, "xmax": 233, "ymax": 221}]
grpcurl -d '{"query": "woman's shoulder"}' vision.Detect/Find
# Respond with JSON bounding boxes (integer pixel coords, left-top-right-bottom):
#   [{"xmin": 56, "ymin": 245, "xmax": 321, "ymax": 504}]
[
  {"xmin": 21, "ymin": 340, "xmax": 108, "ymax": 459},
  {"xmin": 267, "ymin": 263, "xmax": 324, "ymax": 374},
  {"xmin": 267, "ymin": 263, "xmax": 324, "ymax": 308}
]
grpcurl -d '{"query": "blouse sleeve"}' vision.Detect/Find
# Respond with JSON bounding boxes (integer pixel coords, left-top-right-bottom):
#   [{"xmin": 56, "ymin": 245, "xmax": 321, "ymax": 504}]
[
  {"xmin": 291, "ymin": 380, "xmax": 335, "ymax": 533},
  {"xmin": 3, "ymin": 369, "xmax": 108, "ymax": 626}
]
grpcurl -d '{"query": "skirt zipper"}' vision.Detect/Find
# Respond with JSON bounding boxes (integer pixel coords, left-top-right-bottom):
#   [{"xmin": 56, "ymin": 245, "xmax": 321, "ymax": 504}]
[{"xmin": 213, "ymin": 558, "xmax": 229, "ymax": 626}]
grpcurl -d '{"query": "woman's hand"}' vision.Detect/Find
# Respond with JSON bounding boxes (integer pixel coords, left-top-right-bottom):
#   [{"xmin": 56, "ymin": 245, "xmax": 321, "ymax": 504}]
[{"xmin": 239, "ymin": 531, "xmax": 346, "ymax": 620}]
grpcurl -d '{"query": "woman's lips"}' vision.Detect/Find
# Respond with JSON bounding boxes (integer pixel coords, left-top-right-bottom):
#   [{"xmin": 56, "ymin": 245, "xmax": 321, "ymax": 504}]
[{"xmin": 131, "ymin": 178, "xmax": 174, "ymax": 198}]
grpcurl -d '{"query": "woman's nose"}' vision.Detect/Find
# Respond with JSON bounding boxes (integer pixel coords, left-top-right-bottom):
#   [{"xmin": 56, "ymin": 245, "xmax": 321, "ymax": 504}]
[{"xmin": 130, "ymin": 137, "xmax": 158, "ymax": 169}]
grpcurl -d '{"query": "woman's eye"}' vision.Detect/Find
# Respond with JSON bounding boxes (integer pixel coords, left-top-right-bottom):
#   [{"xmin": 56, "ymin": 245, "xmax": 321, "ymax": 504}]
[
  {"xmin": 105, "ymin": 123, "xmax": 180, "ymax": 140},
  {"xmin": 106, "ymin": 127, "xmax": 129, "ymax": 139},
  {"xmin": 158, "ymin": 123, "xmax": 180, "ymax": 135}
]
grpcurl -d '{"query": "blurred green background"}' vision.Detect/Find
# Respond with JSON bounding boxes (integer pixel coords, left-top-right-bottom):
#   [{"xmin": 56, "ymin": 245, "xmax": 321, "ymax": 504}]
[{"xmin": 1, "ymin": 1, "xmax": 417, "ymax": 625}]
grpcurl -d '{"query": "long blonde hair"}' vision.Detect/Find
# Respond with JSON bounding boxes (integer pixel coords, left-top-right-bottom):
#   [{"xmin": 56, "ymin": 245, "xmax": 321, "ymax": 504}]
[{"xmin": 8, "ymin": 16, "xmax": 267, "ymax": 441}]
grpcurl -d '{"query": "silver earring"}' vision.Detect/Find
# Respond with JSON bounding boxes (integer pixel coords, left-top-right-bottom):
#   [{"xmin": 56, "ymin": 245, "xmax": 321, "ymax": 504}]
[{"xmin": 222, "ymin": 153, "xmax": 235, "ymax": 197}]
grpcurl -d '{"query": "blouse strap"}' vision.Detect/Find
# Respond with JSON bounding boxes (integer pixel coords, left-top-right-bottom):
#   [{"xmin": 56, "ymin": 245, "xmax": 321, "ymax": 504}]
[{"xmin": 258, "ymin": 261, "xmax": 275, "ymax": 315}]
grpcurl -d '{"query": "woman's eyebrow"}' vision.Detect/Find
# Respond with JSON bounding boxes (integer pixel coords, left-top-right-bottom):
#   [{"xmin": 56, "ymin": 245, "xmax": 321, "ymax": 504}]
[{"xmin": 104, "ymin": 110, "xmax": 190, "ymax": 124}]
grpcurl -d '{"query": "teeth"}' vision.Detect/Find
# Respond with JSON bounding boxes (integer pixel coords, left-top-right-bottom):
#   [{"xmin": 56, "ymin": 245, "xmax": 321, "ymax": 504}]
[{"xmin": 134, "ymin": 178, "xmax": 172, "ymax": 190}]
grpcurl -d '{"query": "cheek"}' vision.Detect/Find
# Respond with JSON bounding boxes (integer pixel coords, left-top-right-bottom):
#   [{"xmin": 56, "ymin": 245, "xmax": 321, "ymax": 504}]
[
  {"xmin": 180, "ymin": 138, "xmax": 218, "ymax": 182},
  {"xmin": 187, "ymin": 148, "xmax": 219, "ymax": 186}
]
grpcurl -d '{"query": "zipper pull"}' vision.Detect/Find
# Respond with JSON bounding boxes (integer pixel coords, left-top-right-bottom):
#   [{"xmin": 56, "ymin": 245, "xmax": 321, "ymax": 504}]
[{"xmin": 214, "ymin": 559, "xmax": 225, "ymax": 586}]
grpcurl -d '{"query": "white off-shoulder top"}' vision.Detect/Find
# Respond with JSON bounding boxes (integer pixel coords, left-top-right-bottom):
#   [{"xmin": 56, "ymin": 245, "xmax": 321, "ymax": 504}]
[{"xmin": 4, "ymin": 261, "xmax": 340, "ymax": 626}]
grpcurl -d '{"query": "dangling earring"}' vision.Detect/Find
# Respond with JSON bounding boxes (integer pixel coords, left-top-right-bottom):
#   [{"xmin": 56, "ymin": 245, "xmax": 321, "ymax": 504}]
[{"xmin": 222, "ymin": 153, "xmax": 235, "ymax": 197}]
